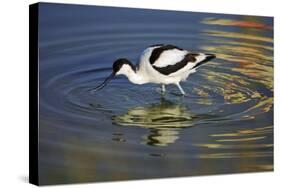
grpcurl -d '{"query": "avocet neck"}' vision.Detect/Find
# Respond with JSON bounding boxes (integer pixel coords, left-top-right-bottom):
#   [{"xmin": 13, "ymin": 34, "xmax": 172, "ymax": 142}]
[
  {"xmin": 116, "ymin": 63, "xmax": 148, "ymax": 85},
  {"xmin": 126, "ymin": 69, "xmax": 148, "ymax": 85}
]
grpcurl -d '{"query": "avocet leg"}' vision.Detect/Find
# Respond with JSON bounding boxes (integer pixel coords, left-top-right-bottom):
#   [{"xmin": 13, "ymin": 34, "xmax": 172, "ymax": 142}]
[
  {"xmin": 161, "ymin": 84, "xmax": 166, "ymax": 94},
  {"xmin": 176, "ymin": 83, "xmax": 186, "ymax": 95}
]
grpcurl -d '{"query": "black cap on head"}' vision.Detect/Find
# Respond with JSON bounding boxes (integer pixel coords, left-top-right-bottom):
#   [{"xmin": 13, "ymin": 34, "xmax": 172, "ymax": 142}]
[
  {"xmin": 113, "ymin": 58, "xmax": 136, "ymax": 73},
  {"xmin": 89, "ymin": 58, "xmax": 136, "ymax": 93}
]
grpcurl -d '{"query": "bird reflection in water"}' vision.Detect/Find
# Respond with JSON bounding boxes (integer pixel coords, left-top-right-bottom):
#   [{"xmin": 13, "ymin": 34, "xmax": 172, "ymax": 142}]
[{"xmin": 113, "ymin": 98, "xmax": 211, "ymax": 147}]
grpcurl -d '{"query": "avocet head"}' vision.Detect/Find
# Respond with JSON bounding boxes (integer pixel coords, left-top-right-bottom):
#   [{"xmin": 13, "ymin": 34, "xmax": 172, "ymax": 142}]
[
  {"xmin": 113, "ymin": 58, "xmax": 136, "ymax": 75},
  {"xmin": 90, "ymin": 58, "xmax": 135, "ymax": 92}
]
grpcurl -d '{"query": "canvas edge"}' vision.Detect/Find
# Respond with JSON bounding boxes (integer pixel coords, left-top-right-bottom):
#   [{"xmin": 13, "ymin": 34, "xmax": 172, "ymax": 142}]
[{"xmin": 29, "ymin": 3, "xmax": 39, "ymax": 186}]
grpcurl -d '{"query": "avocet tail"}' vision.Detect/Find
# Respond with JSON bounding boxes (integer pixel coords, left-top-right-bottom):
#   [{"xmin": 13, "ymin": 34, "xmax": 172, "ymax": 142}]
[{"xmin": 192, "ymin": 53, "xmax": 216, "ymax": 69}]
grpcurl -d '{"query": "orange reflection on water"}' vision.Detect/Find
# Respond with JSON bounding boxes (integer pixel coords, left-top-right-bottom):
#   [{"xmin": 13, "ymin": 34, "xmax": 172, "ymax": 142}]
[
  {"xmin": 204, "ymin": 30, "xmax": 273, "ymax": 43},
  {"xmin": 201, "ymin": 16, "xmax": 273, "ymax": 115},
  {"xmin": 202, "ymin": 17, "xmax": 273, "ymax": 30},
  {"xmin": 198, "ymin": 151, "xmax": 272, "ymax": 159},
  {"xmin": 210, "ymin": 125, "xmax": 273, "ymax": 138},
  {"xmin": 195, "ymin": 143, "xmax": 273, "ymax": 149}
]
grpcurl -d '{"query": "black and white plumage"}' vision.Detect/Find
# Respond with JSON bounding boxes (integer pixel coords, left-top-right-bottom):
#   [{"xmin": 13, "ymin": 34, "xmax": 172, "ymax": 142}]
[{"xmin": 92, "ymin": 44, "xmax": 216, "ymax": 95}]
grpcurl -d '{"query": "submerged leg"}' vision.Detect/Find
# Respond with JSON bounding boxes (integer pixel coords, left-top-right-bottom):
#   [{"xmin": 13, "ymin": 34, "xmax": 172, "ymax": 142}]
[
  {"xmin": 176, "ymin": 83, "xmax": 186, "ymax": 95},
  {"xmin": 161, "ymin": 84, "xmax": 166, "ymax": 94},
  {"xmin": 155, "ymin": 85, "xmax": 166, "ymax": 95}
]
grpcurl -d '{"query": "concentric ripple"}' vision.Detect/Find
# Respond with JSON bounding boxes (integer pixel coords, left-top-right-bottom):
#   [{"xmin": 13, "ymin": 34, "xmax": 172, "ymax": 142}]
[{"xmin": 38, "ymin": 5, "xmax": 273, "ymax": 185}]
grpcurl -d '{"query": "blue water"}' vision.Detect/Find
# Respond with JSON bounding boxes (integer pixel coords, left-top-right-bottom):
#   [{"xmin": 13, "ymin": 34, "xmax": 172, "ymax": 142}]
[{"xmin": 38, "ymin": 3, "xmax": 273, "ymax": 185}]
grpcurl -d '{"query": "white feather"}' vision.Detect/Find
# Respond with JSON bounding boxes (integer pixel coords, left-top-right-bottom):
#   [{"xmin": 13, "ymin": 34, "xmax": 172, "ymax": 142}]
[{"xmin": 153, "ymin": 49, "xmax": 188, "ymax": 68}]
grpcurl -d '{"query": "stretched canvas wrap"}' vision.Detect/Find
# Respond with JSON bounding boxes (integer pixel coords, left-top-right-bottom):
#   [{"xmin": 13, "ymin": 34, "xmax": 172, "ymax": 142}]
[{"xmin": 29, "ymin": 2, "xmax": 274, "ymax": 186}]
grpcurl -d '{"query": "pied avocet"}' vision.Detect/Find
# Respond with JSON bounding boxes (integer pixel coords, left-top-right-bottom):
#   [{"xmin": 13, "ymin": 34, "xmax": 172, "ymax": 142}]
[{"xmin": 91, "ymin": 44, "xmax": 216, "ymax": 95}]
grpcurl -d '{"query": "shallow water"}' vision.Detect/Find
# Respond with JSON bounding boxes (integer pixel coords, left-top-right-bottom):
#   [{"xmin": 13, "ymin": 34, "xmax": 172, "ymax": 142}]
[{"xmin": 38, "ymin": 3, "xmax": 273, "ymax": 185}]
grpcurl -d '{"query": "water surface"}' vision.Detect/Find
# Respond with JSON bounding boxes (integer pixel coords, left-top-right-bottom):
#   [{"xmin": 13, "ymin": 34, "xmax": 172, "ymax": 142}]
[{"xmin": 38, "ymin": 3, "xmax": 273, "ymax": 185}]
